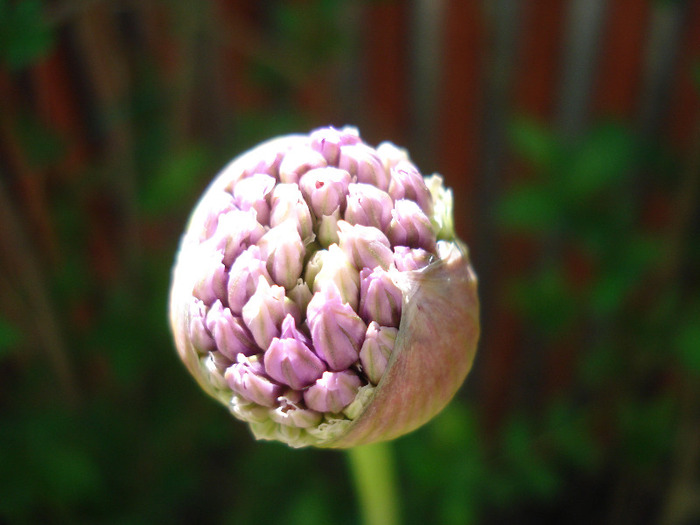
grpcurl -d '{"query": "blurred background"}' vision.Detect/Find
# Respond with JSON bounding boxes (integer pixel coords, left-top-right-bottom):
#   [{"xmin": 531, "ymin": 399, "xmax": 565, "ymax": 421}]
[{"xmin": 1, "ymin": 0, "xmax": 699, "ymax": 523}]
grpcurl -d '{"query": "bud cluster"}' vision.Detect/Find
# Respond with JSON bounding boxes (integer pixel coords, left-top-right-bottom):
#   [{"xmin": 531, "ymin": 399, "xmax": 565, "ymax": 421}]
[{"xmin": 170, "ymin": 126, "xmax": 478, "ymax": 448}]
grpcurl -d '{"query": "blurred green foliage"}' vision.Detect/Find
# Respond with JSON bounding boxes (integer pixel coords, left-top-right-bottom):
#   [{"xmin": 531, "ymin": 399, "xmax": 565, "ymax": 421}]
[
  {"xmin": 0, "ymin": 1, "xmax": 696, "ymax": 524},
  {"xmin": 0, "ymin": 0, "xmax": 53, "ymax": 69}
]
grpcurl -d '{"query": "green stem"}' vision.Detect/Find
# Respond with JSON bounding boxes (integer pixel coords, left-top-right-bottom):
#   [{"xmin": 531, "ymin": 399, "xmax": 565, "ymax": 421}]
[{"xmin": 346, "ymin": 441, "xmax": 400, "ymax": 525}]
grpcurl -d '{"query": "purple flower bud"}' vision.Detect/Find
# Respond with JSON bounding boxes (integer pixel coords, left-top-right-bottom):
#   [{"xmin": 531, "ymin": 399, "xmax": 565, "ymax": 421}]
[
  {"xmin": 206, "ymin": 300, "xmax": 259, "ymax": 360},
  {"xmin": 192, "ymin": 249, "xmax": 228, "ymax": 306},
  {"xmin": 269, "ymin": 183, "xmax": 314, "ymax": 240},
  {"xmin": 257, "ymin": 221, "xmax": 305, "ymax": 290},
  {"xmin": 270, "ymin": 395, "xmax": 323, "ymax": 428},
  {"xmin": 189, "ymin": 299, "xmax": 216, "ymax": 353},
  {"xmin": 392, "ymin": 246, "xmax": 434, "ymax": 272},
  {"xmin": 312, "ymin": 244, "xmax": 360, "ymax": 310},
  {"xmin": 359, "ymin": 267, "xmax": 403, "ymax": 327},
  {"xmin": 240, "ymin": 149, "xmax": 284, "ymax": 181},
  {"xmin": 225, "ymin": 354, "xmax": 283, "ymax": 407},
  {"xmin": 317, "ymin": 209, "xmax": 341, "ymax": 247},
  {"xmin": 376, "ymin": 141, "xmax": 409, "ymax": 172},
  {"xmin": 388, "ymin": 161, "xmax": 434, "ymax": 215},
  {"xmin": 264, "ymin": 315, "xmax": 326, "ymax": 389},
  {"xmin": 227, "ymin": 245, "xmax": 272, "ymax": 315},
  {"xmin": 208, "ymin": 209, "xmax": 265, "ymax": 266},
  {"xmin": 288, "ymin": 279, "xmax": 313, "ymax": 312},
  {"xmin": 310, "ymin": 126, "xmax": 361, "ymax": 165},
  {"xmin": 278, "ymin": 147, "xmax": 328, "ymax": 184},
  {"xmin": 203, "ymin": 353, "xmax": 229, "ymax": 390},
  {"xmin": 201, "ymin": 192, "xmax": 237, "ymax": 241},
  {"xmin": 242, "ymin": 277, "xmax": 301, "ymax": 349},
  {"xmin": 304, "ymin": 370, "xmax": 363, "ymax": 413},
  {"xmin": 233, "ymin": 173, "xmax": 276, "ymax": 225},
  {"xmin": 337, "ymin": 220, "xmax": 393, "ymax": 271},
  {"xmin": 307, "ymin": 284, "xmax": 366, "ymax": 371},
  {"xmin": 338, "ymin": 144, "xmax": 390, "ymax": 191},
  {"xmin": 303, "ymin": 251, "xmax": 324, "ymax": 289},
  {"xmin": 344, "ymin": 183, "xmax": 394, "ymax": 231},
  {"xmin": 387, "ymin": 199, "xmax": 436, "ymax": 252},
  {"xmin": 359, "ymin": 322, "xmax": 398, "ymax": 385},
  {"xmin": 299, "ymin": 167, "xmax": 351, "ymax": 217},
  {"xmin": 210, "ymin": 350, "xmax": 233, "ymax": 371}
]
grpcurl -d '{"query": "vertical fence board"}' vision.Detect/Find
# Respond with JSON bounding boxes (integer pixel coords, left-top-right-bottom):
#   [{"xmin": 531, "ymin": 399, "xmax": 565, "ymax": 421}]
[
  {"xmin": 593, "ymin": 0, "xmax": 650, "ymax": 119},
  {"xmin": 666, "ymin": 1, "xmax": 700, "ymax": 152},
  {"xmin": 435, "ymin": 0, "xmax": 484, "ymax": 243},
  {"xmin": 556, "ymin": 0, "xmax": 608, "ymax": 139},
  {"xmin": 513, "ymin": 0, "xmax": 566, "ymax": 119},
  {"xmin": 638, "ymin": 1, "xmax": 685, "ymax": 139},
  {"xmin": 361, "ymin": 1, "xmax": 410, "ymax": 146},
  {"xmin": 409, "ymin": 0, "xmax": 447, "ymax": 166},
  {"xmin": 32, "ymin": 47, "xmax": 90, "ymax": 177}
]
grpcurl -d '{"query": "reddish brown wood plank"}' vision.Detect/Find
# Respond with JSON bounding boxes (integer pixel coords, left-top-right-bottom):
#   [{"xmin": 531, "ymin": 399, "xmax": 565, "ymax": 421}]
[
  {"xmin": 214, "ymin": 0, "xmax": 267, "ymax": 114},
  {"xmin": 667, "ymin": 1, "xmax": 700, "ymax": 152},
  {"xmin": 513, "ymin": 0, "xmax": 566, "ymax": 120},
  {"xmin": 478, "ymin": 1, "xmax": 566, "ymax": 430},
  {"xmin": 32, "ymin": 46, "xmax": 91, "ymax": 177},
  {"xmin": 434, "ymin": 0, "xmax": 483, "ymax": 242},
  {"xmin": 362, "ymin": 1, "xmax": 409, "ymax": 145},
  {"xmin": 593, "ymin": 0, "xmax": 650, "ymax": 118}
]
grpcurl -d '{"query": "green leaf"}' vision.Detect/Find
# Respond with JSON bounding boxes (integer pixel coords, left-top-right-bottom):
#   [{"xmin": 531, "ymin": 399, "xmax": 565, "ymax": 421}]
[
  {"xmin": 676, "ymin": 305, "xmax": 700, "ymax": 375},
  {"xmin": 497, "ymin": 185, "xmax": 562, "ymax": 233},
  {"xmin": 0, "ymin": 0, "xmax": 54, "ymax": 69},
  {"xmin": 0, "ymin": 316, "xmax": 22, "ymax": 360},
  {"xmin": 563, "ymin": 124, "xmax": 638, "ymax": 199},
  {"xmin": 140, "ymin": 144, "xmax": 212, "ymax": 214},
  {"xmin": 14, "ymin": 115, "xmax": 66, "ymax": 169},
  {"xmin": 501, "ymin": 416, "xmax": 561, "ymax": 501},
  {"xmin": 509, "ymin": 266, "xmax": 577, "ymax": 334},
  {"xmin": 508, "ymin": 117, "xmax": 561, "ymax": 169},
  {"xmin": 692, "ymin": 61, "xmax": 700, "ymax": 93}
]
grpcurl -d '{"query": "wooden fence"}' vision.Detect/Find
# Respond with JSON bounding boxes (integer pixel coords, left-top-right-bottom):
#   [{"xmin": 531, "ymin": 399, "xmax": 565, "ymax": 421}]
[{"xmin": 0, "ymin": 1, "xmax": 699, "ymax": 521}]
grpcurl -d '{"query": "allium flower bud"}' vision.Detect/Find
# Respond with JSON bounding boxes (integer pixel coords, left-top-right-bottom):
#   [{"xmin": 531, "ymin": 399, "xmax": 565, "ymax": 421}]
[
  {"xmin": 310, "ymin": 126, "xmax": 361, "ymax": 165},
  {"xmin": 344, "ymin": 183, "xmax": 393, "ymax": 231},
  {"xmin": 170, "ymin": 126, "xmax": 479, "ymax": 448},
  {"xmin": 388, "ymin": 160, "xmax": 434, "ymax": 216},
  {"xmin": 299, "ymin": 167, "xmax": 351, "ymax": 217},
  {"xmin": 225, "ymin": 354, "xmax": 283, "ymax": 408},
  {"xmin": 359, "ymin": 322, "xmax": 398, "ymax": 385},
  {"xmin": 387, "ymin": 199, "xmax": 436, "ymax": 252},
  {"xmin": 311, "ymin": 244, "xmax": 360, "ymax": 310},
  {"xmin": 192, "ymin": 249, "xmax": 228, "ymax": 306},
  {"xmin": 257, "ymin": 221, "xmax": 305, "ymax": 290},
  {"xmin": 269, "ymin": 183, "xmax": 314, "ymax": 240},
  {"xmin": 392, "ymin": 246, "xmax": 434, "ymax": 272},
  {"xmin": 241, "ymin": 277, "xmax": 301, "ymax": 349},
  {"xmin": 206, "ymin": 300, "xmax": 258, "ymax": 359},
  {"xmin": 339, "ymin": 144, "xmax": 390, "ymax": 191},
  {"xmin": 337, "ymin": 220, "xmax": 393, "ymax": 271},
  {"xmin": 232, "ymin": 173, "xmax": 276, "ymax": 225},
  {"xmin": 208, "ymin": 209, "xmax": 265, "ymax": 266},
  {"xmin": 227, "ymin": 245, "xmax": 272, "ymax": 315},
  {"xmin": 264, "ymin": 315, "xmax": 326, "ymax": 390},
  {"xmin": 304, "ymin": 370, "xmax": 363, "ymax": 414},
  {"xmin": 189, "ymin": 299, "xmax": 216, "ymax": 353},
  {"xmin": 307, "ymin": 284, "xmax": 366, "ymax": 371},
  {"xmin": 358, "ymin": 267, "xmax": 402, "ymax": 328},
  {"xmin": 278, "ymin": 147, "xmax": 327, "ymax": 184},
  {"xmin": 271, "ymin": 394, "xmax": 322, "ymax": 428}
]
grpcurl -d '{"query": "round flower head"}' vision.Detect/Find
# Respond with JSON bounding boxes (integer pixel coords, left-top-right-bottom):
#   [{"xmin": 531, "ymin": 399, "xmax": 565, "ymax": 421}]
[{"xmin": 169, "ymin": 126, "xmax": 479, "ymax": 448}]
